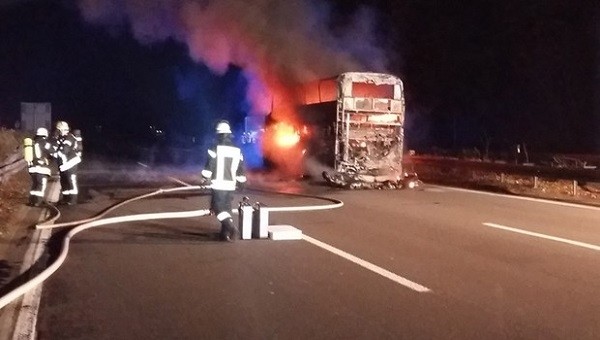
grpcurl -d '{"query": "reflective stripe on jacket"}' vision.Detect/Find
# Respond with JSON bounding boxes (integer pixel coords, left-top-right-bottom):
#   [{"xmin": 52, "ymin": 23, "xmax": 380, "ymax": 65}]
[
  {"xmin": 202, "ymin": 141, "xmax": 245, "ymax": 191},
  {"xmin": 53, "ymin": 133, "xmax": 81, "ymax": 172}
]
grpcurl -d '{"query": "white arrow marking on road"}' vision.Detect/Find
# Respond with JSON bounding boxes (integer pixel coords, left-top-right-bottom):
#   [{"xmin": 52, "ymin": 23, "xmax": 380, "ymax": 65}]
[
  {"xmin": 483, "ymin": 222, "xmax": 600, "ymax": 251},
  {"xmin": 302, "ymin": 234, "xmax": 432, "ymax": 293}
]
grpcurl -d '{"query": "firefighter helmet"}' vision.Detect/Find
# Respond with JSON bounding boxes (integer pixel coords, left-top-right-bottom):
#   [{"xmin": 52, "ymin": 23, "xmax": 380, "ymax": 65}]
[
  {"xmin": 56, "ymin": 121, "xmax": 69, "ymax": 134},
  {"xmin": 215, "ymin": 121, "xmax": 232, "ymax": 134},
  {"xmin": 36, "ymin": 127, "xmax": 49, "ymax": 137}
]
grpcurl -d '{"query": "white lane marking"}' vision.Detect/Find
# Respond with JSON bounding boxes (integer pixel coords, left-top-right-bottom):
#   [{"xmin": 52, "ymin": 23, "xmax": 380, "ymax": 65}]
[
  {"xmin": 424, "ymin": 188, "xmax": 446, "ymax": 192},
  {"xmin": 11, "ymin": 228, "xmax": 51, "ymax": 340},
  {"xmin": 483, "ymin": 222, "xmax": 600, "ymax": 251},
  {"xmin": 11, "ymin": 180, "xmax": 60, "ymax": 340},
  {"xmin": 302, "ymin": 234, "xmax": 431, "ymax": 293},
  {"xmin": 167, "ymin": 176, "xmax": 192, "ymax": 187},
  {"xmin": 436, "ymin": 185, "xmax": 600, "ymax": 211},
  {"xmin": 138, "ymin": 162, "xmax": 192, "ymax": 188}
]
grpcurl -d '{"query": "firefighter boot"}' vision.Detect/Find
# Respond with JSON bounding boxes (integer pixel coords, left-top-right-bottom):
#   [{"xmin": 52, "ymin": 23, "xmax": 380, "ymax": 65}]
[
  {"xmin": 68, "ymin": 194, "xmax": 78, "ymax": 205},
  {"xmin": 57, "ymin": 195, "xmax": 68, "ymax": 206},
  {"xmin": 27, "ymin": 195, "xmax": 39, "ymax": 207},
  {"xmin": 220, "ymin": 218, "xmax": 239, "ymax": 242}
]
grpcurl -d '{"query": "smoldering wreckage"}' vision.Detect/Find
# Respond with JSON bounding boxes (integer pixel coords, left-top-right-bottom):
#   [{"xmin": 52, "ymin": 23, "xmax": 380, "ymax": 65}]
[
  {"xmin": 244, "ymin": 72, "xmax": 421, "ymax": 190},
  {"xmin": 320, "ymin": 141, "xmax": 421, "ymax": 190}
]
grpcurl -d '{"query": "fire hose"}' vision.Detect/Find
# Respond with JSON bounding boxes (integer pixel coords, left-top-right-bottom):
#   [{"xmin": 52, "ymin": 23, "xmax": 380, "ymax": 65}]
[
  {"xmin": 36, "ymin": 185, "xmax": 206, "ymax": 229},
  {"xmin": 0, "ymin": 182, "xmax": 343, "ymax": 310},
  {"xmin": 0, "ymin": 185, "xmax": 210, "ymax": 310}
]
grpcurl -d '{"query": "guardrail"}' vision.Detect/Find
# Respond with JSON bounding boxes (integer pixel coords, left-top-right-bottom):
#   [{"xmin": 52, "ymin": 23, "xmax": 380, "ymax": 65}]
[
  {"xmin": 408, "ymin": 156, "xmax": 600, "ymax": 196},
  {"xmin": 0, "ymin": 151, "xmax": 26, "ymax": 183},
  {"xmin": 409, "ymin": 156, "xmax": 600, "ymax": 181}
]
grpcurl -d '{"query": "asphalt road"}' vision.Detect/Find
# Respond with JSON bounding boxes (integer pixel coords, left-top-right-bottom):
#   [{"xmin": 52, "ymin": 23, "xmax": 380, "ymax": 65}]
[{"xmin": 21, "ymin": 167, "xmax": 600, "ymax": 339}]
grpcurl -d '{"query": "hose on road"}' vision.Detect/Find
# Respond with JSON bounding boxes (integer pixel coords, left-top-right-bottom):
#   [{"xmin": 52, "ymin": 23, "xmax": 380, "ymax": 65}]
[
  {"xmin": 0, "ymin": 185, "xmax": 210, "ymax": 310},
  {"xmin": 0, "ymin": 181, "xmax": 343, "ymax": 310}
]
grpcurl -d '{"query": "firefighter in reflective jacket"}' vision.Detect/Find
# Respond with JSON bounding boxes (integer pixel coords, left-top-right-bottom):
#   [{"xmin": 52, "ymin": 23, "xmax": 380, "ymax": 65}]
[
  {"xmin": 73, "ymin": 129, "xmax": 83, "ymax": 159},
  {"xmin": 201, "ymin": 120, "xmax": 247, "ymax": 242},
  {"xmin": 52, "ymin": 121, "xmax": 82, "ymax": 205},
  {"xmin": 24, "ymin": 128, "xmax": 53, "ymax": 206}
]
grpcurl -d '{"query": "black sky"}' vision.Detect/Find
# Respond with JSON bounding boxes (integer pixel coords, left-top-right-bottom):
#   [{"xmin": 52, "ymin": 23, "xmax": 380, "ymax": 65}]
[{"xmin": 1, "ymin": 0, "xmax": 598, "ymax": 153}]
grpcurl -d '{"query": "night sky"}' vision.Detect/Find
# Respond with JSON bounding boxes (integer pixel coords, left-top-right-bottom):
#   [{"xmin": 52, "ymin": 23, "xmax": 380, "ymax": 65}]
[{"xmin": 1, "ymin": 0, "xmax": 598, "ymax": 154}]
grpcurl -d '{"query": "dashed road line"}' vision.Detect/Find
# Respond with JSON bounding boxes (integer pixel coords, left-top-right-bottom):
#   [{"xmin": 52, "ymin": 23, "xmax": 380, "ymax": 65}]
[
  {"xmin": 302, "ymin": 234, "xmax": 431, "ymax": 293},
  {"xmin": 483, "ymin": 222, "xmax": 600, "ymax": 251}
]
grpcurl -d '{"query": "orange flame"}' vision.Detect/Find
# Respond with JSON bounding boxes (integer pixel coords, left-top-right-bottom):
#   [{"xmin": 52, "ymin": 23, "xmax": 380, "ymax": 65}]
[
  {"xmin": 272, "ymin": 122, "xmax": 300, "ymax": 148},
  {"xmin": 252, "ymin": 65, "xmax": 307, "ymax": 177}
]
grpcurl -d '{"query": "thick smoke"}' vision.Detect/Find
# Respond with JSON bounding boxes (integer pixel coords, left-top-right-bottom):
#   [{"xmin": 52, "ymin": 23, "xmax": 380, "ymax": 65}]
[{"xmin": 76, "ymin": 0, "xmax": 389, "ymax": 116}]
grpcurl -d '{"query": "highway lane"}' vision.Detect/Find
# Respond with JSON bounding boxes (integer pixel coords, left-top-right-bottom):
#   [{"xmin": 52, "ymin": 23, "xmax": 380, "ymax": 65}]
[
  {"xmin": 282, "ymin": 187, "xmax": 600, "ymax": 338},
  {"xmin": 27, "ymin": 174, "xmax": 600, "ymax": 339}
]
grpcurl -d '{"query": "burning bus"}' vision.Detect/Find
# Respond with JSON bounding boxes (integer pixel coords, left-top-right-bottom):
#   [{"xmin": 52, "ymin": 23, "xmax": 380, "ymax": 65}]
[{"xmin": 244, "ymin": 72, "xmax": 418, "ymax": 189}]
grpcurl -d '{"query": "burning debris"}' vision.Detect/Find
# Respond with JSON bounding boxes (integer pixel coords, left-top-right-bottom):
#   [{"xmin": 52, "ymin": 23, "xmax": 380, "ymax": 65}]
[{"xmin": 242, "ymin": 72, "xmax": 419, "ymax": 189}]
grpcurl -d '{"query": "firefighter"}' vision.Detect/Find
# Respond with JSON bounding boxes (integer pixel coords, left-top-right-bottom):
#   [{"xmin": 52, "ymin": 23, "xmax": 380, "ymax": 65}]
[
  {"xmin": 201, "ymin": 120, "xmax": 247, "ymax": 242},
  {"xmin": 52, "ymin": 121, "xmax": 82, "ymax": 205},
  {"xmin": 24, "ymin": 127, "xmax": 53, "ymax": 207},
  {"xmin": 72, "ymin": 129, "xmax": 83, "ymax": 159}
]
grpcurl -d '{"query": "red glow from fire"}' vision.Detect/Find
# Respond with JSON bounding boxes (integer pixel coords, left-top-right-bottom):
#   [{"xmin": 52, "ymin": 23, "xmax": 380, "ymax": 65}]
[
  {"xmin": 249, "ymin": 59, "xmax": 308, "ymax": 177},
  {"xmin": 272, "ymin": 122, "xmax": 300, "ymax": 148}
]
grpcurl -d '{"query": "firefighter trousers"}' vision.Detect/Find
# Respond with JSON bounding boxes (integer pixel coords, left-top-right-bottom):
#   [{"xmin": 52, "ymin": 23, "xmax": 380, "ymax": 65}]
[
  {"xmin": 28, "ymin": 173, "xmax": 49, "ymax": 206},
  {"xmin": 210, "ymin": 190, "xmax": 237, "ymax": 239},
  {"xmin": 59, "ymin": 165, "xmax": 79, "ymax": 204}
]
